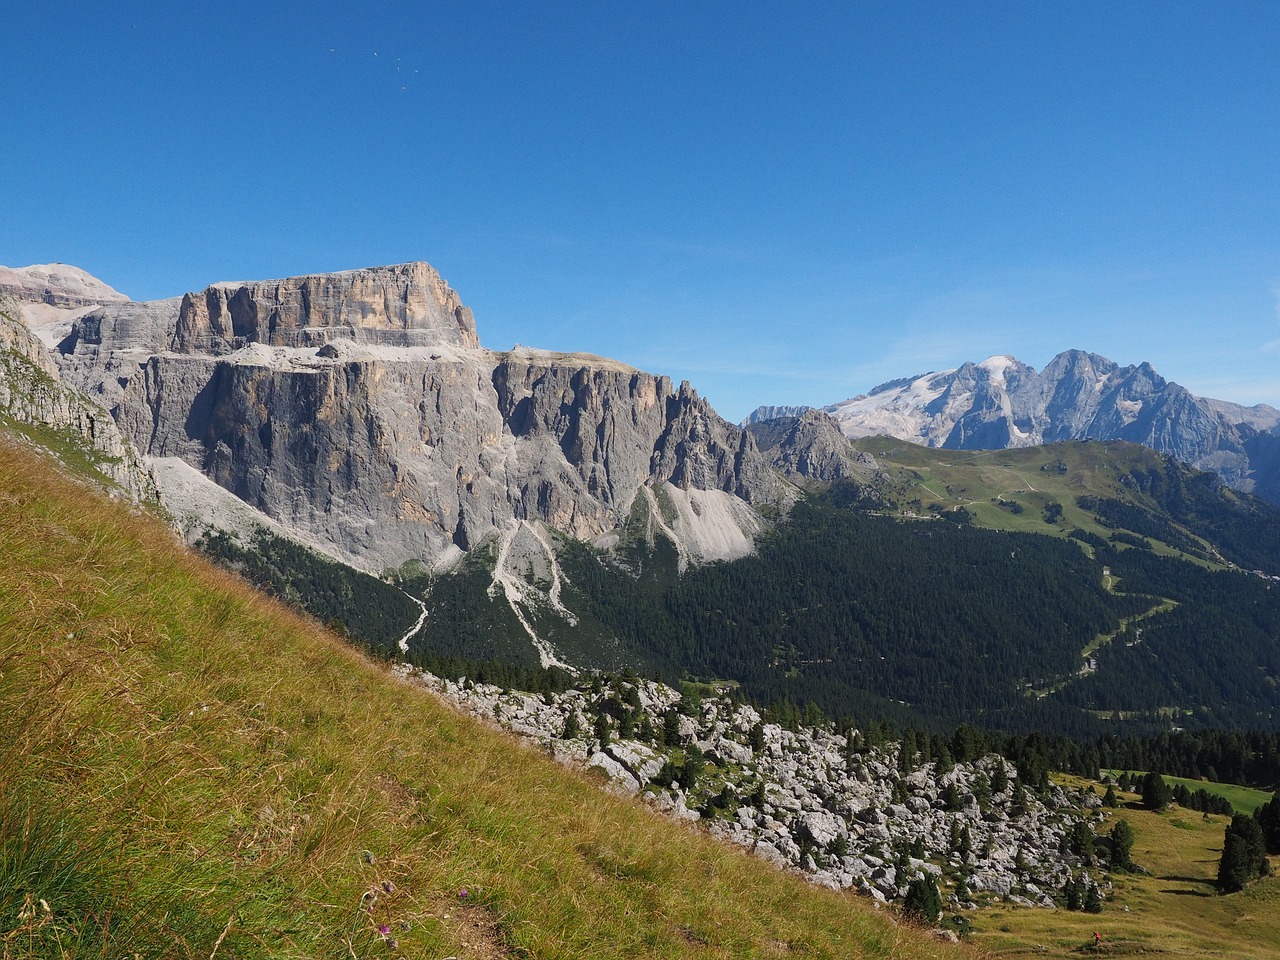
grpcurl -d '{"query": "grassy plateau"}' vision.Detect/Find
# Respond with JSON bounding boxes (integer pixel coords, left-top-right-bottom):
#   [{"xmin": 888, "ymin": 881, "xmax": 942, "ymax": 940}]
[{"xmin": 0, "ymin": 437, "xmax": 967, "ymax": 959}]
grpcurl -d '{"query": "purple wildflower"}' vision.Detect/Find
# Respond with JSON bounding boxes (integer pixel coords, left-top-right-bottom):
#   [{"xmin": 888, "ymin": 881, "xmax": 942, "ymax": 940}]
[
  {"xmin": 459, "ymin": 887, "xmax": 469, "ymax": 899},
  {"xmin": 381, "ymin": 880, "xmax": 396, "ymax": 894},
  {"xmin": 378, "ymin": 923, "xmax": 391, "ymax": 936}
]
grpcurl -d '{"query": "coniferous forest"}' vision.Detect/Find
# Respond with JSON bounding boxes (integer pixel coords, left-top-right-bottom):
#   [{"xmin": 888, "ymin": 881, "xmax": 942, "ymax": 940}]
[
  {"xmin": 411, "ymin": 483, "xmax": 1280, "ymax": 737},
  {"xmin": 201, "ymin": 447, "xmax": 1280, "ymax": 755}
]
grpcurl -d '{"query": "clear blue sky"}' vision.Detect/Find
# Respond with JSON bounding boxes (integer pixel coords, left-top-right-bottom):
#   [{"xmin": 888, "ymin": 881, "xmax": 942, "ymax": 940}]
[{"xmin": 3, "ymin": 1, "xmax": 1278, "ymax": 420}]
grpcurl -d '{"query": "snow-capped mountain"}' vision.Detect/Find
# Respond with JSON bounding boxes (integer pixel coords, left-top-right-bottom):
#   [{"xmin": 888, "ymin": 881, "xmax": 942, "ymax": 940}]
[{"xmin": 817, "ymin": 350, "xmax": 1280, "ymax": 502}]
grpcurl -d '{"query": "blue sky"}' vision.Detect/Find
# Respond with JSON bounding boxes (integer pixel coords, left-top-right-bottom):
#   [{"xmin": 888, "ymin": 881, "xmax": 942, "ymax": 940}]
[{"xmin": 3, "ymin": 2, "xmax": 1277, "ymax": 420}]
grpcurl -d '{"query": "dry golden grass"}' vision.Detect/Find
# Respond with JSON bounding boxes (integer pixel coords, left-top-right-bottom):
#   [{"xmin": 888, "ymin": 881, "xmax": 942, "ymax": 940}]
[{"xmin": 0, "ymin": 438, "xmax": 974, "ymax": 959}]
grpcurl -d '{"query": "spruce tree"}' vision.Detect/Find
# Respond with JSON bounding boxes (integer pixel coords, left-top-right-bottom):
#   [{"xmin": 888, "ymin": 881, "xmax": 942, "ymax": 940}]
[
  {"xmin": 1218, "ymin": 813, "xmax": 1269, "ymax": 892},
  {"xmin": 1141, "ymin": 772, "xmax": 1172, "ymax": 811},
  {"xmin": 1256, "ymin": 794, "xmax": 1280, "ymax": 855},
  {"xmin": 1110, "ymin": 819, "xmax": 1135, "ymax": 870},
  {"xmin": 903, "ymin": 874, "xmax": 942, "ymax": 924}
]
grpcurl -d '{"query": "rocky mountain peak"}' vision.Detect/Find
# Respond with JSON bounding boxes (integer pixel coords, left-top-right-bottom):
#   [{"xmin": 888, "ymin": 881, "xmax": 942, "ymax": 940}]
[
  {"xmin": 822, "ymin": 349, "xmax": 1280, "ymax": 502},
  {"xmin": 0, "ymin": 263, "xmax": 130, "ymax": 309},
  {"xmin": 740, "ymin": 403, "xmax": 813, "ymax": 426},
  {"xmin": 746, "ymin": 408, "xmax": 882, "ymax": 488},
  {"xmin": 172, "ymin": 261, "xmax": 479, "ymax": 354}
]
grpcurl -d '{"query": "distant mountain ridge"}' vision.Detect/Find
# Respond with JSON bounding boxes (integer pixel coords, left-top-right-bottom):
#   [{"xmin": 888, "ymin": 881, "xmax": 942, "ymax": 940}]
[{"xmin": 748, "ymin": 351, "xmax": 1280, "ymax": 504}]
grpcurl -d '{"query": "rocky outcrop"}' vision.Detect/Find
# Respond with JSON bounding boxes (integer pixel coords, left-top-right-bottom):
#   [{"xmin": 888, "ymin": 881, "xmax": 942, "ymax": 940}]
[
  {"xmin": 824, "ymin": 351, "xmax": 1280, "ymax": 502},
  {"xmin": 747, "ymin": 408, "xmax": 884, "ymax": 488},
  {"xmin": 0, "ymin": 304, "xmax": 156, "ymax": 502},
  {"xmin": 402, "ymin": 667, "xmax": 1115, "ymax": 908},
  {"xmin": 40, "ymin": 262, "xmax": 783, "ymax": 571},
  {"xmin": 741, "ymin": 404, "xmax": 813, "ymax": 426},
  {"xmin": 0, "ymin": 263, "xmax": 129, "ymax": 311},
  {"xmin": 171, "ymin": 262, "xmax": 479, "ymax": 353},
  {"xmin": 110, "ymin": 343, "xmax": 780, "ymax": 568}
]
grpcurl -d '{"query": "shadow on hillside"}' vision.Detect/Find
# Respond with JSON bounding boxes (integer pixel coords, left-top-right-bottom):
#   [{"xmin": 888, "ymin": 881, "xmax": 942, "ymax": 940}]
[{"xmin": 1159, "ymin": 873, "xmax": 1212, "ymax": 885}]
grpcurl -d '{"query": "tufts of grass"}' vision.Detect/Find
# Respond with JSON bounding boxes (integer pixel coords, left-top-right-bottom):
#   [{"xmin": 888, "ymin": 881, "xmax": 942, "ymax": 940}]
[{"xmin": 0, "ymin": 437, "xmax": 967, "ymax": 960}]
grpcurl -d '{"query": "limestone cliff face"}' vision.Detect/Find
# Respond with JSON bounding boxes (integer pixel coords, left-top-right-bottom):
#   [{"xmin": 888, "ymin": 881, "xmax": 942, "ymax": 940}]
[
  {"xmin": 52, "ymin": 263, "xmax": 783, "ymax": 570},
  {"xmin": 114, "ymin": 340, "xmax": 782, "ymax": 568},
  {"xmin": 172, "ymin": 262, "xmax": 479, "ymax": 353}
]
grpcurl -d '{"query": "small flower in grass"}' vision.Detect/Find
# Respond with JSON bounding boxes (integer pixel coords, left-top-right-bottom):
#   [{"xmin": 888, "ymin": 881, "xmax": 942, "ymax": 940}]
[
  {"xmin": 378, "ymin": 923, "xmax": 391, "ymax": 937},
  {"xmin": 381, "ymin": 880, "xmax": 395, "ymax": 894},
  {"xmin": 459, "ymin": 887, "xmax": 469, "ymax": 899},
  {"xmin": 361, "ymin": 849, "xmax": 376, "ymax": 864},
  {"xmin": 386, "ymin": 938, "xmax": 398, "ymax": 950}
]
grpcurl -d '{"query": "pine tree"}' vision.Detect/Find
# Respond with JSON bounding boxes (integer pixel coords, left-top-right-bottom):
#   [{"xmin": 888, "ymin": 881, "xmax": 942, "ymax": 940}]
[
  {"xmin": 1218, "ymin": 813, "xmax": 1269, "ymax": 892},
  {"xmin": 1140, "ymin": 772, "xmax": 1172, "ymax": 811},
  {"xmin": 1218, "ymin": 829, "xmax": 1254, "ymax": 893},
  {"xmin": 1012, "ymin": 778, "xmax": 1028, "ymax": 809},
  {"xmin": 1063, "ymin": 873, "xmax": 1083, "ymax": 910},
  {"xmin": 1065, "ymin": 821, "xmax": 1095, "ymax": 861},
  {"xmin": 942, "ymin": 781, "xmax": 964, "ymax": 811},
  {"xmin": 562, "ymin": 710, "xmax": 580, "ymax": 739},
  {"xmin": 1102, "ymin": 783, "xmax": 1119, "ymax": 808},
  {"xmin": 898, "ymin": 731, "xmax": 918, "ymax": 774},
  {"xmin": 991, "ymin": 762, "xmax": 1009, "ymax": 795},
  {"xmin": 903, "ymin": 875, "xmax": 942, "ymax": 924},
  {"xmin": 1256, "ymin": 794, "xmax": 1280, "ymax": 855},
  {"xmin": 661, "ymin": 707, "xmax": 682, "ymax": 746},
  {"xmin": 1083, "ymin": 880, "xmax": 1103, "ymax": 913},
  {"xmin": 1110, "ymin": 819, "xmax": 1135, "ymax": 870}
]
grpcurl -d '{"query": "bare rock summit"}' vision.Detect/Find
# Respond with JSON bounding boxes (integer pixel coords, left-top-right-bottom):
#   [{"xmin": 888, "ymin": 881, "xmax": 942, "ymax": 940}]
[{"xmin": 41, "ymin": 261, "xmax": 788, "ymax": 571}]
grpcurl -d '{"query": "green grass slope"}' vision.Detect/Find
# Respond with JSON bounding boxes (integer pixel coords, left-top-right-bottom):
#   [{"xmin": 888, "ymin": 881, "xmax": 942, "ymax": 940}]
[
  {"xmin": 972, "ymin": 777, "xmax": 1280, "ymax": 959},
  {"xmin": 0, "ymin": 438, "xmax": 966, "ymax": 960},
  {"xmin": 856, "ymin": 438, "xmax": 1186, "ymax": 543},
  {"xmin": 857, "ymin": 437, "xmax": 1280, "ymax": 573}
]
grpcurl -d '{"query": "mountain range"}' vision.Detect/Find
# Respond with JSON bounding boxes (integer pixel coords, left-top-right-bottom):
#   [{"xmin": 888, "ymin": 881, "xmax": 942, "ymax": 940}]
[
  {"xmin": 747, "ymin": 353, "xmax": 1280, "ymax": 504},
  {"xmin": 6, "ymin": 260, "xmax": 1280, "ymax": 734}
]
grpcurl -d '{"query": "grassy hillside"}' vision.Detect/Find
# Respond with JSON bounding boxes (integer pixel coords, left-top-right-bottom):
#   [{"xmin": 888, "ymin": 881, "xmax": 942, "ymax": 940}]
[
  {"xmin": 854, "ymin": 438, "xmax": 1199, "ymax": 550},
  {"xmin": 971, "ymin": 778, "xmax": 1280, "ymax": 958},
  {"xmin": 1101, "ymin": 772, "xmax": 1274, "ymax": 815},
  {"xmin": 0, "ymin": 437, "xmax": 965, "ymax": 960},
  {"xmin": 857, "ymin": 437, "xmax": 1280, "ymax": 573}
]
